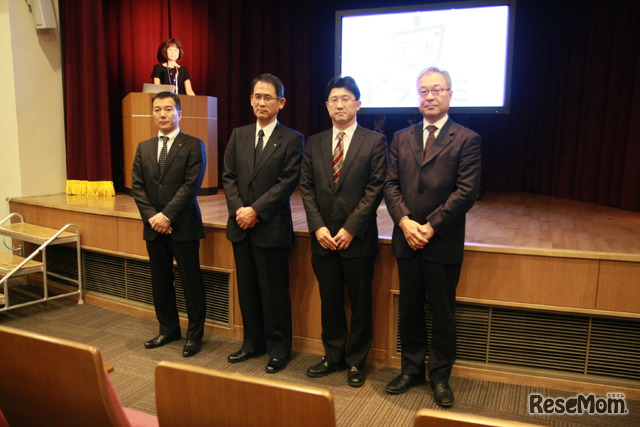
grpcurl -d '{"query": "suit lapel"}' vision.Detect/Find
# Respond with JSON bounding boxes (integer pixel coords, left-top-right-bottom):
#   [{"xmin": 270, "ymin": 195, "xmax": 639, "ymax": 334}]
[
  {"xmin": 319, "ymin": 130, "xmax": 335, "ymax": 190},
  {"xmin": 240, "ymin": 124, "xmax": 257, "ymax": 174},
  {"xmin": 149, "ymin": 137, "xmax": 162, "ymax": 176},
  {"xmin": 410, "ymin": 123, "xmax": 424, "ymax": 166}
]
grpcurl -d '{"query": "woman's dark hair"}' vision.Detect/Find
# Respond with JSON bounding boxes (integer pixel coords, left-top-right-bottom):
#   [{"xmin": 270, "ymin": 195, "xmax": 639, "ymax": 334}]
[{"xmin": 157, "ymin": 38, "xmax": 184, "ymax": 63}]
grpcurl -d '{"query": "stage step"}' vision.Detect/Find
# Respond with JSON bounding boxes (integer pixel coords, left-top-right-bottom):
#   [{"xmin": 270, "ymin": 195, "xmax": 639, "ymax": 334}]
[
  {"xmin": 0, "ymin": 222, "xmax": 78, "ymax": 245},
  {"xmin": 0, "ymin": 252, "xmax": 44, "ymax": 277}
]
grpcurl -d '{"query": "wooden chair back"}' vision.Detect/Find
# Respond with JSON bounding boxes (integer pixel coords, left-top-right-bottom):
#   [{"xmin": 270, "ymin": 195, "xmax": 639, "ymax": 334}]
[
  {"xmin": 413, "ymin": 408, "xmax": 541, "ymax": 427},
  {"xmin": 0, "ymin": 325, "xmax": 134, "ymax": 426},
  {"xmin": 155, "ymin": 361, "xmax": 336, "ymax": 427}
]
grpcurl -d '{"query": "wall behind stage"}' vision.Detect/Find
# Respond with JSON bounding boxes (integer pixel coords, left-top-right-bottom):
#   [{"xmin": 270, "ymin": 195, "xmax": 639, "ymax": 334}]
[
  {"xmin": 1, "ymin": 0, "xmax": 66, "ymax": 243},
  {"xmin": 62, "ymin": 0, "xmax": 640, "ymax": 211}
]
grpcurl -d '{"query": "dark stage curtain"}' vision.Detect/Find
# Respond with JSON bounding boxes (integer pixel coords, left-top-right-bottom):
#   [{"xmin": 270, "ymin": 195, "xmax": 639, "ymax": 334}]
[
  {"xmin": 473, "ymin": 0, "xmax": 640, "ymax": 211},
  {"xmin": 60, "ymin": 0, "xmax": 640, "ymax": 210}
]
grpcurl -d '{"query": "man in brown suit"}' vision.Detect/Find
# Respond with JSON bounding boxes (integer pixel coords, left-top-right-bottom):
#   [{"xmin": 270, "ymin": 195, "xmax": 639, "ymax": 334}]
[{"xmin": 383, "ymin": 67, "xmax": 481, "ymax": 407}]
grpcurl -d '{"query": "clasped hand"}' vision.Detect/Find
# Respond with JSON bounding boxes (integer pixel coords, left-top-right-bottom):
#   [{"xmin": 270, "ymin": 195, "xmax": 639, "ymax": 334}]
[
  {"xmin": 315, "ymin": 227, "xmax": 354, "ymax": 251},
  {"xmin": 399, "ymin": 217, "xmax": 434, "ymax": 250},
  {"xmin": 235, "ymin": 206, "xmax": 259, "ymax": 230},
  {"xmin": 149, "ymin": 213, "xmax": 172, "ymax": 234}
]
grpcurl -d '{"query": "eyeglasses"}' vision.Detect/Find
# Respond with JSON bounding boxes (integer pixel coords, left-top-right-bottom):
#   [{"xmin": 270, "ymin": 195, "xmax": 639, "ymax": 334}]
[
  {"xmin": 252, "ymin": 94, "xmax": 279, "ymax": 103},
  {"xmin": 328, "ymin": 97, "xmax": 357, "ymax": 106},
  {"xmin": 418, "ymin": 88, "xmax": 450, "ymax": 97}
]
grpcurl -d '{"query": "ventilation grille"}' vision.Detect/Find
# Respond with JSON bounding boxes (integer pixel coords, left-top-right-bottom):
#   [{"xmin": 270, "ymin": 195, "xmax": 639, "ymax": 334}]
[
  {"xmin": 588, "ymin": 318, "xmax": 640, "ymax": 379},
  {"xmin": 46, "ymin": 246, "xmax": 230, "ymax": 326},
  {"xmin": 394, "ymin": 296, "xmax": 640, "ymax": 381}
]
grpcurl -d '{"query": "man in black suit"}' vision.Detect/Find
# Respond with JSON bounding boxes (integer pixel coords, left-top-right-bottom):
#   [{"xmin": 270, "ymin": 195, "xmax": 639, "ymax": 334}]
[
  {"xmin": 132, "ymin": 91, "xmax": 207, "ymax": 358},
  {"xmin": 301, "ymin": 76, "xmax": 387, "ymax": 387},
  {"xmin": 383, "ymin": 67, "xmax": 481, "ymax": 407},
  {"xmin": 223, "ymin": 74, "xmax": 304, "ymax": 374}
]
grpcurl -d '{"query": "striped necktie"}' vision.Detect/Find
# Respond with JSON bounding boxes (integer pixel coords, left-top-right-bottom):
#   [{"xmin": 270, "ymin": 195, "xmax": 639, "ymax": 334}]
[{"xmin": 332, "ymin": 131, "xmax": 345, "ymax": 184}]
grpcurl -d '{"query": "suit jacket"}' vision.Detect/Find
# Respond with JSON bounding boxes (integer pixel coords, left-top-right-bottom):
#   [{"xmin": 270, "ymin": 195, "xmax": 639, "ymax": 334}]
[
  {"xmin": 132, "ymin": 132, "xmax": 206, "ymax": 242},
  {"xmin": 301, "ymin": 126, "xmax": 387, "ymax": 258},
  {"xmin": 384, "ymin": 119, "xmax": 481, "ymax": 263},
  {"xmin": 222, "ymin": 122, "xmax": 304, "ymax": 248}
]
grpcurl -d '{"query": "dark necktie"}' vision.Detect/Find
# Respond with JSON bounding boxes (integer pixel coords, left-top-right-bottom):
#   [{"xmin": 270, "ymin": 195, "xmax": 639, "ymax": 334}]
[
  {"xmin": 332, "ymin": 131, "xmax": 345, "ymax": 184},
  {"xmin": 159, "ymin": 136, "xmax": 168, "ymax": 172},
  {"xmin": 255, "ymin": 129, "xmax": 265, "ymax": 165},
  {"xmin": 424, "ymin": 125, "xmax": 438, "ymax": 160}
]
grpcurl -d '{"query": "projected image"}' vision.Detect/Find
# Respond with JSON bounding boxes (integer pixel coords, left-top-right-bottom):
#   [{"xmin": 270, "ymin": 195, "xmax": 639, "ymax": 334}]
[{"xmin": 338, "ymin": 4, "xmax": 513, "ymax": 111}]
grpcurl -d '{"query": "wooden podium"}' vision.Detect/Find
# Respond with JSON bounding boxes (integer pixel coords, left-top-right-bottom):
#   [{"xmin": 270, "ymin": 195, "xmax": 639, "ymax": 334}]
[{"xmin": 122, "ymin": 93, "xmax": 218, "ymax": 194}]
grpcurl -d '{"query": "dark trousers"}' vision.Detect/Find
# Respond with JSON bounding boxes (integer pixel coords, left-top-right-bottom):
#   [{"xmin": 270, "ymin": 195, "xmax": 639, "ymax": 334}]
[
  {"xmin": 232, "ymin": 235, "xmax": 292, "ymax": 360},
  {"xmin": 397, "ymin": 253, "xmax": 461, "ymax": 383},
  {"xmin": 146, "ymin": 236, "xmax": 206, "ymax": 340},
  {"xmin": 312, "ymin": 252, "xmax": 375, "ymax": 368}
]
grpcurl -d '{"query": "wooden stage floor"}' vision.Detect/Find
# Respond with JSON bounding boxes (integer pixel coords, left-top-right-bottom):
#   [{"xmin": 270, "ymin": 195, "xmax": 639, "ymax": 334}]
[{"xmin": 8, "ymin": 190, "xmax": 640, "ymax": 262}]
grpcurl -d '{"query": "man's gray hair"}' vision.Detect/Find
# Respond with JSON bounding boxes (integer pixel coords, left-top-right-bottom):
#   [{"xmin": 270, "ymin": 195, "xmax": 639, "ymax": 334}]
[{"xmin": 416, "ymin": 67, "xmax": 452, "ymax": 89}]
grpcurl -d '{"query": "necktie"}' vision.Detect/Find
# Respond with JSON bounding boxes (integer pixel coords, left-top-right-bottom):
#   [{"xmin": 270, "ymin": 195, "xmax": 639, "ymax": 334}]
[
  {"xmin": 159, "ymin": 136, "xmax": 168, "ymax": 172},
  {"xmin": 255, "ymin": 129, "xmax": 265, "ymax": 165},
  {"xmin": 424, "ymin": 125, "xmax": 438, "ymax": 160},
  {"xmin": 332, "ymin": 131, "xmax": 345, "ymax": 184}
]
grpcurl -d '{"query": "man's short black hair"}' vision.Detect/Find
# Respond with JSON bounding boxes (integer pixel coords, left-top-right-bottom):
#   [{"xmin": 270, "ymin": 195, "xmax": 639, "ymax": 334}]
[
  {"xmin": 251, "ymin": 73, "xmax": 285, "ymax": 99},
  {"xmin": 325, "ymin": 76, "xmax": 360, "ymax": 100},
  {"xmin": 152, "ymin": 92, "xmax": 182, "ymax": 111}
]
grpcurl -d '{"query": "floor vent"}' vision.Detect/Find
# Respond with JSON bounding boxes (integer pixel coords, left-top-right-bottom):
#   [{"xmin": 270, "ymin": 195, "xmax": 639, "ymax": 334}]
[
  {"xmin": 394, "ymin": 296, "xmax": 640, "ymax": 381},
  {"xmin": 46, "ymin": 246, "xmax": 230, "ymax": 326}
]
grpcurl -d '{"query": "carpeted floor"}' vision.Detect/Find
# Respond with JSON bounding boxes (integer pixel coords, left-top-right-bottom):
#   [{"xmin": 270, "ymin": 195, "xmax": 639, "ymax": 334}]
[{"xmin": 1, "ymin": 287, "xmax": 638, "ymax": 427}]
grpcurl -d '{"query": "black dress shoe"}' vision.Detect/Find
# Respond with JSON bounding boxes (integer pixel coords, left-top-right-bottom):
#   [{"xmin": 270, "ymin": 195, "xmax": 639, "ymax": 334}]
[
  {"xmin": 431, "ymin": 382, "xmax": 454, "ymax": 407},
  {"xmin": 227, "ymin": 349, "xmax": 264, "ymax": 363},
  {"xmin": 385, "ymin": 373, "xmax": 426, "ymax": 394},
  {"xmin": 144, "ymin": 333, "xmax": 181, "ymax": 349},
  {"xmin": 306, "ymin": 358, "xmax": 347, "ymax": 378},
  {"xmin": 265, "ymin": 357, "xmax": 288, "ymax": 374},
  {"xmin": 347, "ymin": 366, "xmax": 366, "ymax": 387},
  {"xmin": 182, "ymin": 339, "xmax": 202, "ymax": 357}
]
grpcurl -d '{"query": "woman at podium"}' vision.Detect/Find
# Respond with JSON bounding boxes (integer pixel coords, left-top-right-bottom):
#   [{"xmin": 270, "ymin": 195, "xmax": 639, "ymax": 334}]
[{"xmin": 151, "ymin": 38, "xmax": 196, "ymax": 96}]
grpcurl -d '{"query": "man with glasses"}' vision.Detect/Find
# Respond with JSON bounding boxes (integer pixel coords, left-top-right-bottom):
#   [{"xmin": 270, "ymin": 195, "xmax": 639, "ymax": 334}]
[
  {"xmin": 383, "ymin": 67, "xmax": 481, "ymax": 407},
  {"xmin": 301, "ymin": 76, "xmax": 387, "ymax": 387},
  {"xmin": 223, "ymin": 74, "xmax": 304, "ymax": 374}
]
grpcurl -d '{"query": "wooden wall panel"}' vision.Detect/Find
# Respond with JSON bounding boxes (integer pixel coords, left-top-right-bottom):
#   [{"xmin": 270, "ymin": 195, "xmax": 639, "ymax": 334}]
[
  {"xmin": 199, "ymin": 228, "xmax": 234, "ymax": 269},
  {"xmin": 5, "ymin": 203, "xmax": 38, "ymax": 223},
  {"xmin": 458, "ymin": 251, "xmax": 599, "ymax": 308},
  {"xmin": 596, "ymin": 261, "xmax": 640, "ymax": 314},
  {"xmin": 33, "ymin": 208, "xmax": 119, "ymax": 252},
  {"xmin": 290, "ymin": 237, "xmax": 322, "ymax": 340},
  {"xmin": 116, "ymin": 218, "xmax": 147, "ymax": 257}
]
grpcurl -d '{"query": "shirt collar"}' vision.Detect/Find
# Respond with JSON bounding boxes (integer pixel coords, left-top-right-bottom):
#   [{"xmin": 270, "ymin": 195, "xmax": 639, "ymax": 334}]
[
  {"xmin": 158, "ymin": 127, "xmax": 180, "ymax": 141},
  {"xmin": 257, "ymin": 120, "xmax": 278, "ymax": 140},
  {"xmin": 333, "ymin": 121, "xmax": 358, "ymax": 141},
  {"xmin": 423, "ymin": 115, "xmax": 448, "ymax": 132}
]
